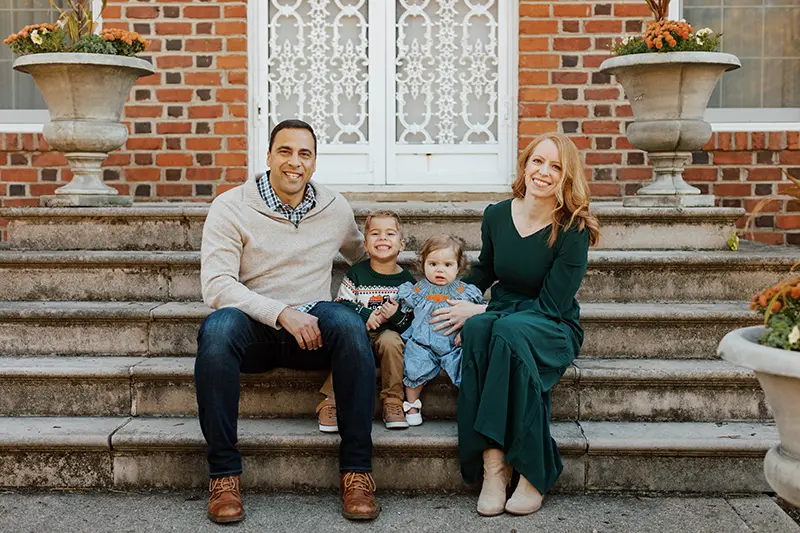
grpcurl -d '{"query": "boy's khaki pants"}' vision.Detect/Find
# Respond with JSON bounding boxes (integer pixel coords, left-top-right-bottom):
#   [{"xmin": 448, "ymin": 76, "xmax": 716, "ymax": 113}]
[{"xmin": 320, "ymin": 329, "xmax": 405, "ymax": 402}]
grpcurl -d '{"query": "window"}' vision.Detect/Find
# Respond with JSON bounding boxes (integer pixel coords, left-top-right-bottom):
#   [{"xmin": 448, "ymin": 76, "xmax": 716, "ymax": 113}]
[
  {"xmin": 673, "ymin": 0, "xmax": 800, "ymax": 130},
  {"xmin": 0, "ymin": 0, "xmax": 64, "ymax": 130}
]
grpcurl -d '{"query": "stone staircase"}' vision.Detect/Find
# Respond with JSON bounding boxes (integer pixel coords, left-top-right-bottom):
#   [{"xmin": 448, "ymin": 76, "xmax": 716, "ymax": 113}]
[{"xmin": 0, "ymin": 201, "xmax": 793, "ymax": 494}]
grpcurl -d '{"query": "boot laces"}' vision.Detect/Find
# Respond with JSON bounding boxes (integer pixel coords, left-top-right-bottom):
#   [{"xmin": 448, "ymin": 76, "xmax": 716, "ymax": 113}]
[
  {"xmin": 385, "ymin": 402, "xmax": 404, "ymax": 418},
  {"xmin": 343, "ymin": 472, "xmax": 376, "ymax": 495},
  {"xmin": 209, "ymin": 476, "xmax": 240, "ymax": 502}
]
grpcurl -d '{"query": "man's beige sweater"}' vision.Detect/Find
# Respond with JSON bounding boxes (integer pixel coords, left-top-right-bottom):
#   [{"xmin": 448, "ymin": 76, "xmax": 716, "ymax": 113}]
[{"xmin": 201, "ymin": 175, "xmax": 365, "ymax": 329}]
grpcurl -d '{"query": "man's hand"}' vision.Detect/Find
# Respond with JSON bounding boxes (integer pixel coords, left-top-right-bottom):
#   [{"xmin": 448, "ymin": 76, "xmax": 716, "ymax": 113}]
[
  {"xmin": 277, "ymin": 307, "xmax": 322, "ymax": 350},
  {"xmin": 366, "ymin": 310, "xmax": 385, "ymax": 331},
  {"xmin": 378, "ymin": 297, "xmax": 399, "ymax": 319}
]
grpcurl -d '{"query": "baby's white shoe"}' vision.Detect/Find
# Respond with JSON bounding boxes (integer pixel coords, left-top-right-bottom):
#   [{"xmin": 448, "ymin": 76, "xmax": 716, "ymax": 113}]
[{"xmin": 403, "ymin": 399, "xmax": 423, "ymax": 426}]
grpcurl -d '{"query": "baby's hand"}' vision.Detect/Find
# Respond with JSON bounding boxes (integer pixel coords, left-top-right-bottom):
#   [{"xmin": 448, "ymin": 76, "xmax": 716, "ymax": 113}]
[
  {"xmin": 379, "ymin": 297, "xmax": 399, "ymax": 319},
  {"xmin": 454, "ymin": 331, "xmax": 462, "ymax": 347},
  {"xmin": 366, "ymin": 310, "xmax": 385, "ymax": 331}
]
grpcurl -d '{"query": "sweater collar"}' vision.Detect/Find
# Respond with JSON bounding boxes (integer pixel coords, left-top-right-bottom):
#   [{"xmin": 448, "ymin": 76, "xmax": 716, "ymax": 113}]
[{"xmin": 244, "ymin": 172, "xmax": 336, "ymax": 219}]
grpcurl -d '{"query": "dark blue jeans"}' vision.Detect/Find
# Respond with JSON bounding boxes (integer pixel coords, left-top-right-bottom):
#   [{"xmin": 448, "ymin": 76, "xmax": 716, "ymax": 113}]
[{"xmin": 194, "ymin": 302, "xmax": 375, "ymax": 478}]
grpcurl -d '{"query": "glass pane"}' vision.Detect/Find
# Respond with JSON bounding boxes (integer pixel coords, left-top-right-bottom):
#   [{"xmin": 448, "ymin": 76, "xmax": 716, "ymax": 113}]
[
  {"xmin": 723, "ymin": 0, "xmax": 764, "ymax": 6},
  {"xmin": 0, "ymin": 14, "xmax": 12, "ymax": 62},
  {"xmin": 721, "ymin": 58, "xmax": 762, "ymax": 106},
  {"xmin": 764, "ymin": 58, "xmax": 800, "ymax": 106},
  {"xmin": 266, "ymin": 0, "xmax": 370, "ymax": 145},
  {"xmin": 683, "ymin": 7, "xmax": 722, "ymax": 33},
  {"xmin": 394, "ymin": 0, "xmax": 499, "ymax": 145},
  {"xmin": 685, "ymin": 0, "xmax": 722, "ymax": 5},
  {"xmin": 0, "ymin": 63, "xmax": 12, "ymax": 109},
  {"xmin": 764, "ymin": 7, "xmax": 800, "ymax": 57},
  {"xmin": 722, "ymin": 7, "xmax": 763, "ymax": 57}
]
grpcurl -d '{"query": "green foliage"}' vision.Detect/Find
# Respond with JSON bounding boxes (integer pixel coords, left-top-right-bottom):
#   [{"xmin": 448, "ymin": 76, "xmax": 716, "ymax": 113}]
[
  {"xmin": 760, "ymin": 313, "xmax": 800, "ymax": 351},
  {"xmin": 6, "ymin": 27, "xmax": 66, "ymax": 55},
  {"xmin": 72, "ymin": 33, "xmax": 116, "ymax": 55},
  {"xmin": 106, "ymin": 37, "xmax": 147, "ymax": 57},
  {"xmin": 612, "ymin": 33, "xmax": 721, "ymax": 56}
]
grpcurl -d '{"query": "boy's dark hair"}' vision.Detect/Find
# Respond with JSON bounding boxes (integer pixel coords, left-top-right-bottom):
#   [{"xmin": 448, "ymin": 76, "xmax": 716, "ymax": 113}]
[
  {"xmin": 417, "ymin": 234, "xmax": 468, "ymax": 274},
  {"xmin": 269, "ymin": 119, "xmax": 317, "ymax": 154},
  {"xmin": 364, "ymin": 209, "xmax": 404, "ymax": 239}
]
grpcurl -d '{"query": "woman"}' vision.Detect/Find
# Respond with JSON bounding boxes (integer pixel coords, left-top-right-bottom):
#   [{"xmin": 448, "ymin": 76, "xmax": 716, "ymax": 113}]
[{"xmin": 432, "ymin": 133, "xmax": 600, "ymax": 516}]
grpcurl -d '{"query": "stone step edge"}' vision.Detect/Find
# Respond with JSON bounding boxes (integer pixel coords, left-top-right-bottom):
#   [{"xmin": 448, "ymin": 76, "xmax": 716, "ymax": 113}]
[
  {"xmin": 0, "ymin": 417, "xmax": 776, "ymax": 457},
  {"xmin": 0, "ymin": 246, "xmax": 794, "ymax": 268},
  {"xmin": 0, "ymin": 356, "xmax": 760, "ymax": 386},
  {"xmin": 0, "ymin": 202, "xmax": 745, "ymax": 223},
  {"xmin": 0, "ymin": 301, "xmax": 759, "ymax": 323}
]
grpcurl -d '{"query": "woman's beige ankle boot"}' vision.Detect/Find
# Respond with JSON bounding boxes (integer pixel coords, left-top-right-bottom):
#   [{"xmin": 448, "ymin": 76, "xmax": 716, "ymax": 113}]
[
  {"xmin": 504, "ymin": 474, "xmax": 543, "ymax": 515},
  {"xmin": 476, "ymin": 448, "xmax": 511, "ymax": 516}
]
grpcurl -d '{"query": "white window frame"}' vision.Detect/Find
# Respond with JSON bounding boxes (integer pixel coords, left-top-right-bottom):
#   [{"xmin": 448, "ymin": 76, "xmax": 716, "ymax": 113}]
[
  {"xmin": 248, "ymin": 1, "xmax": 517, "ymax": 191},
  {"xmin": 671, "ymin": 0, "xmax": 800, "ymax": 132},
  {"xmin": 0, "ymin": 0, "xmax": 104, "ymax": 133}
]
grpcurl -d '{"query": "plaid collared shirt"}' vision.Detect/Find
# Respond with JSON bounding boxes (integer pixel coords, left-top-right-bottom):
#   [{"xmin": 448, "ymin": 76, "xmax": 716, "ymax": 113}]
[
  {"xmin": 256, "ymin": 172, "xmax": 316, "ymax": 228},
  {"xmin": 256, "ymin": 173, "xmax": 319, "ymax": 314}
]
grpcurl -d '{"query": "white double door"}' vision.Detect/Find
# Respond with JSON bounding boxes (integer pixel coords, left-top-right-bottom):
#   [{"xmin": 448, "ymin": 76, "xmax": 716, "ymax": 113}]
[{"xmin": 253, "ymin": 0, "xmax": 515, "ymax": 188}]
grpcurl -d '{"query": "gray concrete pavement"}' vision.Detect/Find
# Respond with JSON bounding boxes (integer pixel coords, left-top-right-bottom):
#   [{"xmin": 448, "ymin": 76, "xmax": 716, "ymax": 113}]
[{"xmin": 0, "ymin": 491, "xmax": 797, "ymax": 533}]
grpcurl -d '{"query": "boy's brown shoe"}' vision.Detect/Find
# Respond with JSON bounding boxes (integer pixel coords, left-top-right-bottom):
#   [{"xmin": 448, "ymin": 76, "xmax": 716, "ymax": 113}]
[
  {"xmin": 316, "ymin": 398, "xmax": 338, "ymax": 433},
  {"xmin": 207, "ymin": 475, "xmax": 245, "ymax": 524},
  {"xmin": 382, "ymin": 398, "xmax": 409, "ymax": 429},
  {"xmin": 340, "ymin": 472, "xmax": 380, "ymax": 520}
]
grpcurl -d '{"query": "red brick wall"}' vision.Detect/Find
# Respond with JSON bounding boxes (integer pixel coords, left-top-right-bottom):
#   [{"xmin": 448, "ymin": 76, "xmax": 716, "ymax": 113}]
[
  {"xmin": 1, "ymin": 0, "xmax": 798, "ymax": 245},
  {"xmin": 518, "ymin": 0, "xmax": 800, "ymax": 245}
]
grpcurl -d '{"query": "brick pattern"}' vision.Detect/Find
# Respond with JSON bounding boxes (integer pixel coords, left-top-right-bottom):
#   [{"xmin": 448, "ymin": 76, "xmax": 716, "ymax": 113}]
[
  {"xmin": 0, "ymin": 0, "xmax": 248, "ymax": 240},
  {"xmin": 1, "ymin": 1, "xmax": 799, "ymax": 245},
  {"xmin": 518, "ymin": 0, "xmax": 800, "ymax": 245}
]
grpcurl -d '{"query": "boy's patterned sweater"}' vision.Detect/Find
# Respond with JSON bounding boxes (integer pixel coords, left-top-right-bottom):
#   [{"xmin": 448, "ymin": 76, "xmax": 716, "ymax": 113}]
[{"xmin": 335, "ymin": 259, "xmax": 416, "ymax": 333}]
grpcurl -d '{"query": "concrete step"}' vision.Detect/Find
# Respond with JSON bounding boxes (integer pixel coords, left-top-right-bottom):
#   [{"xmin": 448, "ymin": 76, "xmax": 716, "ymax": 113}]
[
  {"xmin": 0, "ymin": 301, "xmax": 759, "ymax": 358},
  {"xmin": 0, "ymin": 416, "xmax": 776, "ymax": 493},
  {"xmin": 0, "ymin": 357, "xmax": 769, "ymax": 423},
  {"xmin": 0, "ymin": 243, "xmax": 791, "ymax": 302},
  {"xmin": 0, "ymin": 202, "xmax": 743, "ymax": 251}
]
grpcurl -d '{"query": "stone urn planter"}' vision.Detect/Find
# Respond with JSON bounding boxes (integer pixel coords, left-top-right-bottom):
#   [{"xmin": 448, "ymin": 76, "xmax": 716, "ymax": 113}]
[
  {"xmin": 13, "ymin": 53, "xmax": 154, "ymax": 207},
  {"xmin": 599, "ymin": 52, "xmax": 740, "ymax": 208},
  {"xmin": 718, "ymin": 326, "xmax": 800, "ymax": 506}
]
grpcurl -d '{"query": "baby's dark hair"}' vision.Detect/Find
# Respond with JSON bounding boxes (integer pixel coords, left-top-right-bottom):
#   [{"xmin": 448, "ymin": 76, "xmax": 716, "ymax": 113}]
[{"xmin": 417, "ymin": 234, "xmax": 468, "ymax": 274}]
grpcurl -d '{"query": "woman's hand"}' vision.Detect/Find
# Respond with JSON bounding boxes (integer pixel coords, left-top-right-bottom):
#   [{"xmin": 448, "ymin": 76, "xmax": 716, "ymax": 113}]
[{"xmin": 430, "ymin": 300, "xmax": 487, "ymax": 336}]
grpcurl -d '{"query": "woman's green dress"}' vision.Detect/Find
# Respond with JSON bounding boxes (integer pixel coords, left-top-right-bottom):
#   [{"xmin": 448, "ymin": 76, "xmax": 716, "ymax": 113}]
[{"xmin": 459, "ymin": 199, "xmax": 589, "ymax": 494}]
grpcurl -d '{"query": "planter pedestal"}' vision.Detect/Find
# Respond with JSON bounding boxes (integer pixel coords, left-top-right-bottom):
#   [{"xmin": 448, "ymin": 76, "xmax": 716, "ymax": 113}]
[
  {"xmin": 13, "ymin": 53, "xmax": 154, "ymax": 208},
  {"xmin": 622, "ymin": 152, "xmax": 715, "ymax": 207},
  {"xmin": 718, "ymin": 326, "xmax": 800, "ymax": 506},
  {"xmin": 600, "ymin": 52, "xmax": 740, "ymax": 208}
]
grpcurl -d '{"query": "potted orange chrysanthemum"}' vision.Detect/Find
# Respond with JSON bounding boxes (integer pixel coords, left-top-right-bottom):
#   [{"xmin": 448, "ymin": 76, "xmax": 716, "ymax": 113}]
[
  {"xmin": 598, "ymin": 0, "xmax": 740, "ymax": 208},
  {"xmin": 3, "ymin": 1, "xmax": 153, "ymax": 206}
]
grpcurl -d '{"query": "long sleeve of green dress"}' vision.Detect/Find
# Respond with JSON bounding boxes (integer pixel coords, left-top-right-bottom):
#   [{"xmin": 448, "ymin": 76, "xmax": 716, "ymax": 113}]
[{"xmin": 458, "ymin": 200, "xmax": 590, "ymax": 495}]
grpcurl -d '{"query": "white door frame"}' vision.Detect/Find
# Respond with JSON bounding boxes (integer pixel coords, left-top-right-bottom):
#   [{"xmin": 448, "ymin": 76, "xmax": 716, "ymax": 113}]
[{"xmin": 248, "ymin": 1, "xmax": 518, "ymax": 191}]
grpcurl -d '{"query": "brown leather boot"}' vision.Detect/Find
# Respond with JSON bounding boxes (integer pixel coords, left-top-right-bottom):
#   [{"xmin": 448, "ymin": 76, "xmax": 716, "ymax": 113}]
[
  {"xmin": 340, "ymin": 472, "xmax": 380, "ymax": 520},
  {"xmin": 207, "ymin": 475, "xmax": 245, "ymax": 524}
]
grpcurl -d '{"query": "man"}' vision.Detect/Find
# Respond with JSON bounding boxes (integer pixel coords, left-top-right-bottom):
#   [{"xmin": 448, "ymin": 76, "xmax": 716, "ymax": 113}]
[{"xmin": 195, "ymin": 119, "xmax": 380, "ymax": 523}]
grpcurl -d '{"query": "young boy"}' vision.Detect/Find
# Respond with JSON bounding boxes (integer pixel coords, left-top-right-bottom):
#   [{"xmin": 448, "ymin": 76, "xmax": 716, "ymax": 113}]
[{"xmin": 317, "ymin": 210, "xmax": 415, "ymax": 431}]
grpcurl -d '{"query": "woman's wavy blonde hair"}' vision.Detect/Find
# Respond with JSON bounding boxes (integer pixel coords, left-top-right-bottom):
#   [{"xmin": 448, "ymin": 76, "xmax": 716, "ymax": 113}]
[{"xmin": 512, "ymin": 133, "xmax": 600, "ymax": 248}]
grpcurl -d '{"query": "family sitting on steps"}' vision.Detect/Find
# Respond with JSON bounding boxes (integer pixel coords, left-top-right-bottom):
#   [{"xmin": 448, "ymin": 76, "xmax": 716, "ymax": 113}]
[{"xmin": 195, "ymin": 119, "xmax": 599, "ymax": 524}]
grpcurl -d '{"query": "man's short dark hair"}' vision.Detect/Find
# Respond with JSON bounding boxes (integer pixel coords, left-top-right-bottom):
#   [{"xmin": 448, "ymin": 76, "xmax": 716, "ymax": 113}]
[{"xmin": 269, "ymin": 119, "xmax": 317, "ymax": 155}]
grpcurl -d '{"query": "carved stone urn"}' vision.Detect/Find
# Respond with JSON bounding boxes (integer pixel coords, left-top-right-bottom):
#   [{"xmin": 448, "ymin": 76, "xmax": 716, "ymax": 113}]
[
  {"xmin": 14, "ymin": 53, "xmax": 154, "ymax": 207},
  {"xmin": 718, "ymin": 326, "xmax": 800, "ymax": 506},
  {"xmin": 599, "ymin": 52, "xmax": 740, "ymax": 208}
]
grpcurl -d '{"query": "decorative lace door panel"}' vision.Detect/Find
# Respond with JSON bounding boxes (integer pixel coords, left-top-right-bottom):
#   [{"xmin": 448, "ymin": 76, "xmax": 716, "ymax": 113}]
[{"xmin": 262, "ymin": 0, "xmax": 511, "ymax": 187}]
